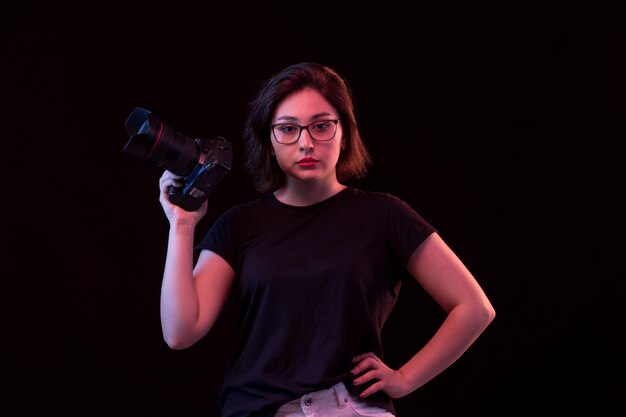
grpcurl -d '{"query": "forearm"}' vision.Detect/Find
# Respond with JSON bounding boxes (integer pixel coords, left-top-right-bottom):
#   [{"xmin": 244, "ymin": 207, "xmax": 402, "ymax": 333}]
[
  {"xmin": 398, "ymin": 302, "xmax": 494, "ymax": 395},
  {"xmin": 160, "ymin": 222, "xmax": 201, "ymax": 348}
]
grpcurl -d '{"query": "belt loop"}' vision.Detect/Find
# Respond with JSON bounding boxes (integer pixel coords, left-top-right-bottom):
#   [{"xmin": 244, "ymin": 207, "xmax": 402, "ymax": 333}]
[{"xmin": 333, "ymin": 382, "xmax": 348, "ymax": 409}]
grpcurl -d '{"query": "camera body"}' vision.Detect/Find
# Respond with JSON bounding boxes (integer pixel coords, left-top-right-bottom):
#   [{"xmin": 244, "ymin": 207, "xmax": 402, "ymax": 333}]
[
  {"xmin": 166, "ymin": 136, "xmax": 232, "ymax": 211},
  {"xmin": 122, "ymin": 107, "xmax": 232, "ymax": 211}
]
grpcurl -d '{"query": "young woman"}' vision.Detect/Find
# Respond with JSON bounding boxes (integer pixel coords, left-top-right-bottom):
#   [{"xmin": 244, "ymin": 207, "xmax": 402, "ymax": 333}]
[{"xmin": 157, "ymin": 62, "xmax": 495, "ymax": 417}]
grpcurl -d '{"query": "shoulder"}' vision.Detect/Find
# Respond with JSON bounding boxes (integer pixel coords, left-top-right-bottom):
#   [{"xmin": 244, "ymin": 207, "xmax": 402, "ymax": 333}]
[
  {"xmin": 343, "ymin": 187, "xmax": 411, "ymax": 209},
  {"xmin": 347, "ymin": 187, "xmax": 435, "ymax": 229},
  {"xmin": 343, "ymin": 186, "xmax": 393, "ymax": 201}
]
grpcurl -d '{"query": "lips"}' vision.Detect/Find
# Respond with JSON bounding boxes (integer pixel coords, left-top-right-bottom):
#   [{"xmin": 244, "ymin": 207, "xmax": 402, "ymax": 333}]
[{"xmin": 296, "ymin": 157, "xmax": 319, "ymax": 167}]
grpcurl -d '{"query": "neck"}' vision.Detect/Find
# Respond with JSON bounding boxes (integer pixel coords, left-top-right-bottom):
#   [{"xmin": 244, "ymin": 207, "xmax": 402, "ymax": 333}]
[{"xmin": 274, "ymin": 178, "xmax": 346, "ymax": 207}]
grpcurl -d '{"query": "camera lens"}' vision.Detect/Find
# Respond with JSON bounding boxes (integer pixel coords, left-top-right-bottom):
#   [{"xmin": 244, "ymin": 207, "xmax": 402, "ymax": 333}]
[{"xmin": 122, "ymin": 107, "xmax": 200, "ymax": 176}]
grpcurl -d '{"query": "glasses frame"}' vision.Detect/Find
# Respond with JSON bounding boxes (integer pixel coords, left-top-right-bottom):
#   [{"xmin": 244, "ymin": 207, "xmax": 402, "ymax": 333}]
[{"xmin": 270, "ymin": 119, "xmax": 340, "ymax": 145}]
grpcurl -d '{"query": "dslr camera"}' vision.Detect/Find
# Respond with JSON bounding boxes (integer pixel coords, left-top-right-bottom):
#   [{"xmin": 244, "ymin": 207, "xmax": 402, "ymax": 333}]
[{"xmin": 122, "ymin": 107, "xmax": 232, "ymax": 211}]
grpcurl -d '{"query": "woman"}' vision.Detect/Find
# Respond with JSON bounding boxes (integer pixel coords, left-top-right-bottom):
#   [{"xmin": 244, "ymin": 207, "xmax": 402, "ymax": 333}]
[{"xmin": 158, "ymin": 62, "xmax": 495, "ymax": 417}]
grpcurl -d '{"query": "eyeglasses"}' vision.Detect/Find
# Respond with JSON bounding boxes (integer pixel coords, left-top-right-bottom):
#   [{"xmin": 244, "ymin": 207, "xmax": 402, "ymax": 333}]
[{"xmin": 271, "ymin": 119, "xmax": 340, "ymax": 145}]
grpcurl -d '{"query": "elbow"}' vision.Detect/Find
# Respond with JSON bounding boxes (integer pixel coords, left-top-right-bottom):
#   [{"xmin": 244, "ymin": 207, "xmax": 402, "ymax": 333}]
[
  {"xmin": 164, "ymin": 339, "xmax": 188, "ymax": 350},
  {"xmin": 480, "ymin": 300, "xmax": 496, "ymax": 329},
  {"xmin": 161, "ymin": 318, "xmax": 209, "ymax": 350},
  {"xmin": 162, "ymin": 331, "xmax": 195, "ymax": 350},
  {"xmin": 459, "ymin": 299, "xmax": 495, "ymax": 333}
]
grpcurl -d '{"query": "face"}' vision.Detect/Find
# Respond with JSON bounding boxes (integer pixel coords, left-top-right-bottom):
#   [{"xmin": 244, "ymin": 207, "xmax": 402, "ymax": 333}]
[{"xmin": 270, "ymin": 88, "xmax": 344, "ymax": 186}]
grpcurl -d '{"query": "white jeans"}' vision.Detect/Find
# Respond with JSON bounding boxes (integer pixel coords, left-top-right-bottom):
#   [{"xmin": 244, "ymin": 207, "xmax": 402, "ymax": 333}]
[{"xmin": 274, "ymin": 382, "xmax": 395, "ymax": 417}]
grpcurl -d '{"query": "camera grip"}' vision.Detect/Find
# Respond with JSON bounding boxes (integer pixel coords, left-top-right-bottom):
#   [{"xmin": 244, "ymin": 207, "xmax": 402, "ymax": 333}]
[
  {"xmin": 167, "ymin": 154, "xmax": 231, "ymax": 211},
  {"xmin": 167, "ymin": 187, "xmax": 205, "ymax": 212}
]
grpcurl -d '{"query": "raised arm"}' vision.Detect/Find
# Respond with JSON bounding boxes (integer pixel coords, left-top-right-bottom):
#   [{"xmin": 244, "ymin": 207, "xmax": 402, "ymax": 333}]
[{"xmin": 158, "ymin": 170, "xmax": 235, "ymax": 350}]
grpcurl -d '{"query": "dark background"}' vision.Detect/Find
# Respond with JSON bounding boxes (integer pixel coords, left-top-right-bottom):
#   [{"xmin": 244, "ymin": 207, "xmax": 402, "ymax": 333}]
[{"xmin": 3, "ymin": 1, "xmax": 623, "ymax": 416}]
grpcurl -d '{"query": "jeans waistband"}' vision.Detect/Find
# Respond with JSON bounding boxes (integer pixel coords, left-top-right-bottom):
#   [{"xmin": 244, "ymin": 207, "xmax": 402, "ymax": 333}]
[{"xmin": 298, "ymin": 382, "xmax": 349, "ymax": 409}]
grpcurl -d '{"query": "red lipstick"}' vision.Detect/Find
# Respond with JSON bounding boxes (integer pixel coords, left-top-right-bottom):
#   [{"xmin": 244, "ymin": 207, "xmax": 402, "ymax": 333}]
[{"xmin": 296, "ymin": 157, "xmax": 319, "ymax": 167}]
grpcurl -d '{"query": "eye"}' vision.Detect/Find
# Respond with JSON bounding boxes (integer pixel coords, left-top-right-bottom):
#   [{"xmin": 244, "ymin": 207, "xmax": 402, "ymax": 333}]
[
  {"xmin": 279, "ymin": 124, "xmax": 298, "ymax": 134},
  {"xmin": 311, "ymin": 121, "xmax": 330, "ymax": 132}
]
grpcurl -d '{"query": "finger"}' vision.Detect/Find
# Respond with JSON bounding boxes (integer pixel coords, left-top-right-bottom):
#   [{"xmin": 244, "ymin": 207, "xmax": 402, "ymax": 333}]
[
  {"xmin": 159, "ymin": 177, "xmax": 183, "ymax": 191},
  {"xmin": 353, "ymin": 369, "xmax": 381, "ymax": 386},
  {"xmin": 160, "ymin": 171, "xmax": 183, "ymax": 183},
  {"xmin": 351, "ymin": 357, "xmax": 382, "ymax": 375},
  {"xmin": 358, "ymin": 380, "xmax": 385, "ymax": 398},
  {"xmin": 352, "ymin": 352, "xmax": 379, "ymax": 363}
]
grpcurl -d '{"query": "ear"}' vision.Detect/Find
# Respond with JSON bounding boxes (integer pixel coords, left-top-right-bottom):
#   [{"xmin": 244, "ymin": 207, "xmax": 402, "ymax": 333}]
[{"xmin": 341, "ymin": 140, "xmax": 346, "ymax": 150}]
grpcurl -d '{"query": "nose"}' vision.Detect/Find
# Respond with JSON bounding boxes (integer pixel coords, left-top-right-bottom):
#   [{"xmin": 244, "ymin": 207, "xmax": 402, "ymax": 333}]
[{"xmin": 298, "ymin": 127, "xmax": 314, "ymax": 151}]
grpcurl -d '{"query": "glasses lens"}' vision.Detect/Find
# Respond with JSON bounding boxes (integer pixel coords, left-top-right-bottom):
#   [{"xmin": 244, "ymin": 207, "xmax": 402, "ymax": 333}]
[
  {"xmin": 273, "ymin": 124, "xmax": 299, "ymax": 144},
  {"xmin": 309, "ymin": 120, "xmax": 337, "ymax": 141}
]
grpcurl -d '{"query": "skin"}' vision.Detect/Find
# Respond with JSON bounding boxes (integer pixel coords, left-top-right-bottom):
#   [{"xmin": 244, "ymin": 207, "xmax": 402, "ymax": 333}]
[
  {"xmin": 158, "ymin": 88, "xmax": 496, "ymax": 401},
  {"xmin": 270, "ymin": 87, "xmax": 347, "ymax": 206}
]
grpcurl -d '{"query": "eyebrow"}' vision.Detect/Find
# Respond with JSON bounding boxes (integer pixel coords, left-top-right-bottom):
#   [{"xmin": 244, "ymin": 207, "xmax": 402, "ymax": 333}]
[{"xmin": 275, "ymin": 112, "xmax": 334, "ymax": 123}]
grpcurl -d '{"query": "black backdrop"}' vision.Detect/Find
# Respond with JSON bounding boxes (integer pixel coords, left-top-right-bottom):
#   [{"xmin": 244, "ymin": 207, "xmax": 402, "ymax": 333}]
[{"xmin": 3, "ymin": 1, "xmax": 623, "ymax": 416}]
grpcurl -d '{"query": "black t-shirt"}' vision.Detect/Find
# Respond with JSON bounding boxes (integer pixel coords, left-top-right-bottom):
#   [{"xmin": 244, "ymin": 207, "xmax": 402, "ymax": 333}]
[{"xmin": 196, "ymin": 187, "xmax": 436, "ymax": 417}]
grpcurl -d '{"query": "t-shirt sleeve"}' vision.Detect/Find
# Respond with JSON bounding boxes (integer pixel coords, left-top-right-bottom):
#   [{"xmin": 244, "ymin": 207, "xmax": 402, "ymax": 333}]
[
  {"xmin": 195, "ymin": 206, "xmax": 240, "ymax": 269},
  {"xmin": 385, "ymin": 194, "xmax": 437, "ymax": 266}
]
